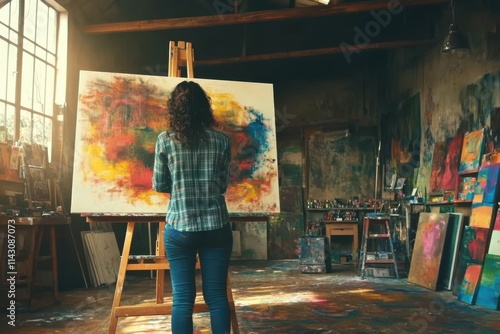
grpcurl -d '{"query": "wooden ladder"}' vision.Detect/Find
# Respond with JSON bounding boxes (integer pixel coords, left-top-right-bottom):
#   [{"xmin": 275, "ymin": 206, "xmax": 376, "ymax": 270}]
[{"xmin": 360, "ymin": 216, "xmax": 400, "ymax": 279}]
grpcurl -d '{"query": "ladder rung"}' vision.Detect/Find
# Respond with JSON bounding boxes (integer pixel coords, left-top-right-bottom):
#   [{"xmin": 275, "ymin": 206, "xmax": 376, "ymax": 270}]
[
  {"xmin": 368, "ymin": 234, "xmax": 390, "ymax": 238},
  {"xmin": 365, "ymin": 260, "xmax": 397, "ymax": 264}
]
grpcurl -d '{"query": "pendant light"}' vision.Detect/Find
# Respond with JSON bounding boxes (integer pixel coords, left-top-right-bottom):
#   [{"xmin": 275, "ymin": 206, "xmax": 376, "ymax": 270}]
[{"xmin": 441, "ymin": 0, "xmax": 469, "ymax": 53}]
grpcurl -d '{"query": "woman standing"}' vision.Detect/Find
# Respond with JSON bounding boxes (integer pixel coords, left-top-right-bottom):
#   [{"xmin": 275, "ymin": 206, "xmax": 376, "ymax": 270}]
[{"xmin": 153, "ymin": 81, "xmax": 233, "ymax": 334}]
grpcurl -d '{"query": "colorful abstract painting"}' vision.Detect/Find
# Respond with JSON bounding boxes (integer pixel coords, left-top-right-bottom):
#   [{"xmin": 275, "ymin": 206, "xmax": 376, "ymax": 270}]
[
  {"xmin": 473, "ymin": 163, "xmax": 500, "ymax": 204},
  {"xmin": 475, "ymin": 254, "xmax": 500, "ymax": 310},
  {"xmin": 457, "ymin": 264, "xmax": 482, "ymax": 304},
  {"xmin": 470, "ymin": 203, "xmax": 495, "ymax": 228},
  {"xmin": 408, "ymin": 213, "xmax": 449, "ymax": 290},
  {"xmin": 488, "ymin": 230, "xmax": 500, "ymax": 256},
  {"xmin": 71, "ymin": 71, "xmax": 280, "ymax": 214},
  {"xmin": 429, "ymin": 141, "xmax": 447, "ymax": 192},
  {"xmin": 459, "ymin": 129, "xmax": 484, "ymax": 173},
  {"xmin": 441, "ymin": 134, "xmax": 463, "ymax": 191},
  {"xmin": 452, "ymin": 226, "xmax": 490, "ymax": 296}
]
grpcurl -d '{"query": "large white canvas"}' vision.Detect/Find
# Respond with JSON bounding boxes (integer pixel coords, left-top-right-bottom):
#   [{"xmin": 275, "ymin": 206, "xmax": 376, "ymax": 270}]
[{"xmin": 71, "ymin": 71, "xmax": 280, "ymax": 214}]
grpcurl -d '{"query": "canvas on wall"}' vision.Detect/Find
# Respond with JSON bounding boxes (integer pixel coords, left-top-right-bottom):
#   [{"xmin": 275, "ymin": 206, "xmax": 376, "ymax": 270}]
[
  {"xmin": 441, "ymin": 134, "xmax": 463, "ymax": 191},
  {"xmin": 408, "ymin": 213, "xmax": 449, "ymax": 291},
  {"xmin": 71, "ymin": 71, "xmax": 280, "ymax": 214},
  {"xmin": 470, "ymin": 203, "xmax": 495, "ymax": 229},
  {"xmin": 473, "ymin": 163, "xmax": 500, "ymax": 204},
  {"xmin": 429, "ymin": 141, "xmax": 447, "ymax": 192},
  {"xmin": 459, "ymin": 129, "xmax": 484, "ymax": 173}
]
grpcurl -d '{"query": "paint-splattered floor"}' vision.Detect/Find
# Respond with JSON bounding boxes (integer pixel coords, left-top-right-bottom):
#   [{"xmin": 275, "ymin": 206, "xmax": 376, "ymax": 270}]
[{"xmin": 1, "ymin": 260, "xmax": 500, "ymax": 334}]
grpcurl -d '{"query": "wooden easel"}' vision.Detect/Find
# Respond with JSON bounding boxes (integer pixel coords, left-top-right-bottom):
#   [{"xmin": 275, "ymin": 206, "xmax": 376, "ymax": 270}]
[{"xmin": 102, "ymin": 41, "xmax": 239, "ymax": 334}]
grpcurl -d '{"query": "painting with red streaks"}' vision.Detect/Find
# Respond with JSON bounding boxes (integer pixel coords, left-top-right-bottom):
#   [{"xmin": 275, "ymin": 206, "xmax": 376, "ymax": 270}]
[
  {"xmin": 429, "ymin": 141, "xmax": 447, "ymax": 192},
  {"xmin": 452, "ymin": 226, "xmax": 490, "ymax": 295},
  {"xmin": 71, "ymin": 71, "xmax": 280, "ymax": 214},
  {"xmin": 441, "ymin": 134, "xmax": 463, "ymax": 191},
  {"xmin": 457, "ymin": 264, "xmax": 482, "ymax": 304},
  {"xmin": 408, "ymin": 213, "xmax": 449, "ymax": 290}
]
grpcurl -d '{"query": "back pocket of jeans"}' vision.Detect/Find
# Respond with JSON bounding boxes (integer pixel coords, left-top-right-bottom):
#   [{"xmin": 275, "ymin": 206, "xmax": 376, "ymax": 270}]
[{"xmin": 165, "ymin": 226, "xmax": 189, "ymax": 247}]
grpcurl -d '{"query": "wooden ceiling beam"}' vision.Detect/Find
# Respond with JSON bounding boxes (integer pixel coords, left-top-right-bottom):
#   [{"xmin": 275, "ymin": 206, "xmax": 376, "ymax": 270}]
[
  {"xmin": 82, "ymin": 0, "xmax": 448, "ymax": 34},
  {"xmin": 194, "ymin": 39, "xmax": 435, "ymax": 66}
]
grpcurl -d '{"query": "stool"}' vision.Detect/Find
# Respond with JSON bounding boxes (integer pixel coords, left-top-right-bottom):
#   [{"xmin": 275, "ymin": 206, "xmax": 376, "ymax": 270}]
[
  {"xmin": 360, "ymin": 216, "xmax": 399, "ymax": 279},
  {"xmin": 85, "ymin": 216, "xmax": 239, "ymax": 334}
]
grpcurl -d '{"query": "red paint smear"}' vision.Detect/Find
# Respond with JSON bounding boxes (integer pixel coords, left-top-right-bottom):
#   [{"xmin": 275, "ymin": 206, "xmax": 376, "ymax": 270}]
[
  {"xmin": 130, "ymin": 162, "xmax": 153, "ymax": 188},
  {"xmin": 468, "ymin": 229, "xmax": 489, "ymax": 262},
  {"xmin": 105, "ymin": 133, "xmax": 135, "ymax": 161}
]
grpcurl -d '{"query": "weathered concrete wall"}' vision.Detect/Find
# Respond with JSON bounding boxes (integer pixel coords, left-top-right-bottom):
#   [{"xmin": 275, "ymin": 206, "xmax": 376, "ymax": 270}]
[{"xmin": 385, "ymin": 4, "xmax": 500, "ymax": 194}]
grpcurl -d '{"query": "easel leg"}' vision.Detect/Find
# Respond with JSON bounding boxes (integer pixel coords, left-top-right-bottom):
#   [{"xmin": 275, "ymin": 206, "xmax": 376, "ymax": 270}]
[
  {"xmin": 156, "ymin": 222, "xmax": 166, "ymax": 303},
  {"xmin": 108, "ymin": 222, "xmax": 135, "ymax": 334},
  {"xmin": 49, "ymin": 225, "xmax": 59, "ymax": 303},
  {"xmin": 227, "ymin": 278, "xmax": 239, "ymax": 334}
]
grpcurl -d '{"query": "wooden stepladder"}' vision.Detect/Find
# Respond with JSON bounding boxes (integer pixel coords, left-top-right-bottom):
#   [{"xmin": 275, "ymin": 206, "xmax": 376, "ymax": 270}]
[{"xmin": 104, "ymin": 41, "xmax": 239, "ymax": 334}]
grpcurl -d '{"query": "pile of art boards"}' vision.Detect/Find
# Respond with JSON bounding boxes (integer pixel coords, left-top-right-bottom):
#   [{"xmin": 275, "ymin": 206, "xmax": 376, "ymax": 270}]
[{"xmin": 81, "ymin": 231, "xmax": 120, "ymax": 287}]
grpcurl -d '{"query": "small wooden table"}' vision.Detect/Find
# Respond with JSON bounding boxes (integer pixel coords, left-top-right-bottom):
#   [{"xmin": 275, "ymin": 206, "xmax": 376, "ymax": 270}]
[
  {"xmin": 0, "ymin": 215, "xmax": 70, "ymax": 306},
  {"xmin": 324, "ymin": 221, "xmax": 359, "ymax": 261}
]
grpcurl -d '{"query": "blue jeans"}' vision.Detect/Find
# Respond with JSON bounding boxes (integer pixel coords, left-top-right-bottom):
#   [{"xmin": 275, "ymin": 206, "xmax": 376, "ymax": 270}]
[{"xmin": 164, "ymin": 223, "xmax": 233, "ymax": 334}]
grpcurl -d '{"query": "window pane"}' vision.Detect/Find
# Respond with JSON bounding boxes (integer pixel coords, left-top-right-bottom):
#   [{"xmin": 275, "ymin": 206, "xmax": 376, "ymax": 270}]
[
  {"xmin": 6, "ymin": 104, "xmax": 15, "ymax": 141},
  {"xmin": 0, "ymin": 0, "xmax": 18, "ymax": 30},
  {"xmin": 0, "ymin": 6, "xmax": 10, "ymax": 28},
  {"xmin": 47, "ymin": 7, "xmax": 56, "ymax": 53},
  {"xmin": 9, "ymin": 30, "xmax": 17, "ymax": 44},
  {"xmin": 47, "ymin": 52, "xmax": 55, "ymax": 64},
  {"xmin": 6, "ymin": 44, "xmax": 17, "ymax": 103},
  {"xmin": 0, "ymin": 102, "xmax": 4, "ymax": 127},
  {"xmin": 0, "ymin": 39, "xmax": 7, "ymax": 101},
  {"xmin": 10, "ymin": 0, "xmax": 19, "ymax": 33},
  {"xmin": 0, "ymin": 24, "xmax": 8, "ymax": 39},
  {"xmin": 33, "ymin": 112, "xmax": 43, "ymax": 144},
  {"xmin": 24, "ymin": 0, "xmax": 36, "ymax": 42},
  {"xmin": 20, "ymin": 109, "xmax": 32, "ymax": 143},
  {"xmin": 21, "ymin": 51, "xmax": 34, "ymax": 109},
  {"xmin": 33, "ymin": 58, "xmax": 46, "ymax": 113},
  {"xmin": 24, "ymin": 38, "xmax": 34, "ymax": 53},
  {"xmin": 35, "ymin": 1, "xmax": 48, "ymax": 48},
  {"xmin": 45, "ymin": 65, "xmax": 55, "ymax": 116},
  {"xmin": 35, "ymin": 44, "xmax": 46, "ymax": 60},
  {"xmin": 43, "ymin": 117, "xmax": 52, "ymax": 152}
]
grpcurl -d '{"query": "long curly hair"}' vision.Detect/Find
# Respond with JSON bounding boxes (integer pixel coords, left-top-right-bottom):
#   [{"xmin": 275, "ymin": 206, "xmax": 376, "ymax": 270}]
[{"xmin": 167, "ymin": 81, "xmax": 217, "ymax": 148}]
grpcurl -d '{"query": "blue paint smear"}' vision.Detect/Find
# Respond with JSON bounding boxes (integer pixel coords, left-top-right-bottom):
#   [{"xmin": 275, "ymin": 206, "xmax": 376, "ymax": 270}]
[{"xmin": 247, "ymin": 109, "xmax": 270, "ymax": 155}]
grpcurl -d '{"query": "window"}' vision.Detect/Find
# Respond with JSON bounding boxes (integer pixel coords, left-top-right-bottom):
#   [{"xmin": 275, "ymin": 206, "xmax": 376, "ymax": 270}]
[{"xmin": 0, "ymin": 0, "xmax": 67, "ymax": 162}]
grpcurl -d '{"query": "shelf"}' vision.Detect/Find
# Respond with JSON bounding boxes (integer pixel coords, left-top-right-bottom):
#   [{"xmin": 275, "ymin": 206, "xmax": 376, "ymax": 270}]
[
  {"xmin": 458, "ymin": 169, "xmax": 479, "ymax": 176},
  {"xmin": 323, "ymin": 220, "xmax": 358, "ymax": 223},
  {"xmin": 425, "ymin": 201, "xmax": 472, "ymax": 206},
  {"xmin": 365, "ymin": 260, "xmax": 397, "ymax": 264},
  {"xmin": 368, "ymin": 234, "xmax": 391, "ymax": 238}
]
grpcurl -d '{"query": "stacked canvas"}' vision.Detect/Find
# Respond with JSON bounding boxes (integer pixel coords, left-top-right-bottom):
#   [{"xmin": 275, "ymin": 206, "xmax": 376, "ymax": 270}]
[
  {"xmin": 455, "ymin": 162, "xmax": 500, "ymax": 305},
  {"xmin": 475, "ymin": 203, "xmax": 500, "ymax": 310},
  {"xmin": 81, "ymin": 231, "xmax": 121, "ymax": 287}
]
